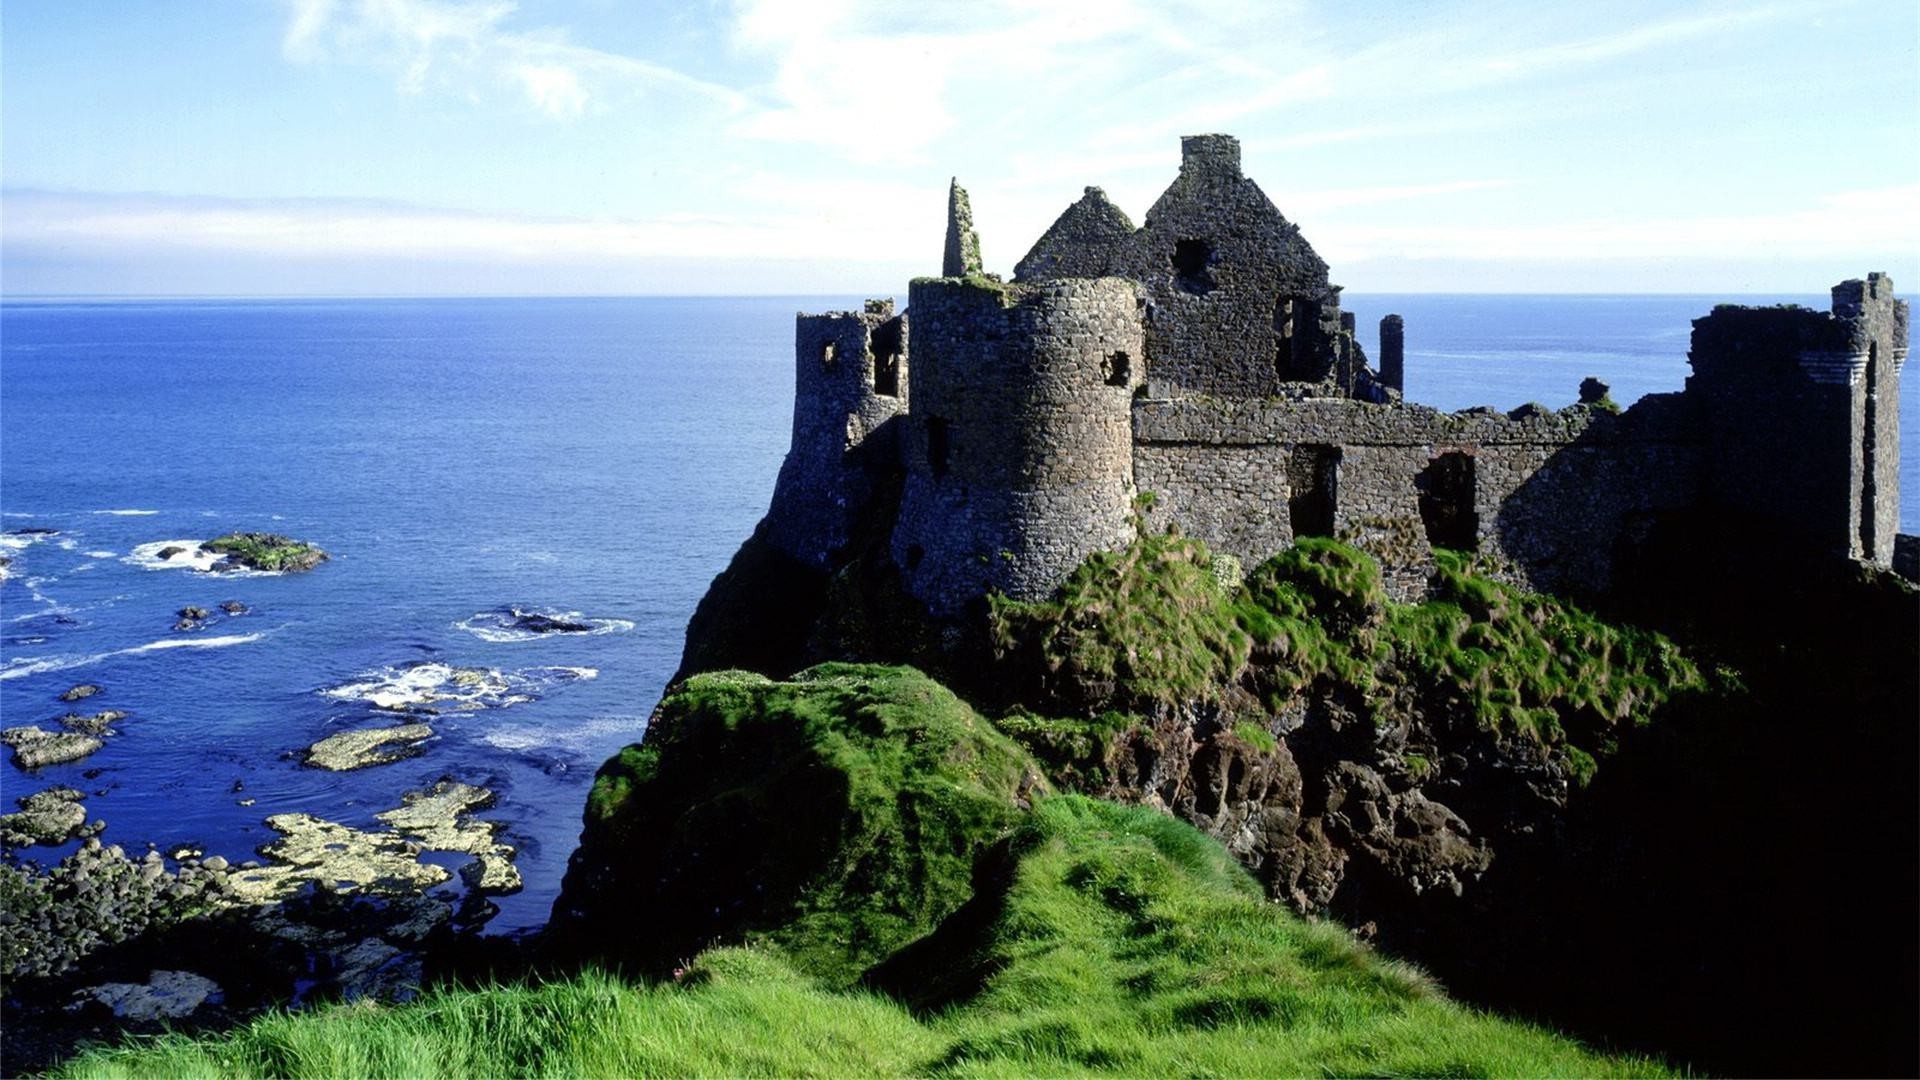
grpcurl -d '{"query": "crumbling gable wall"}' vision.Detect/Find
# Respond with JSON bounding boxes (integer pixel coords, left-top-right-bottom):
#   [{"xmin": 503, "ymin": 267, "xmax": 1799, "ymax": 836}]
[
  {"xmin": 1120, "ymin": 134, "xmax": 1344, "ymax": 398},
  {"xmin": 1013, "ymin": 186, "xmax": 1137, "ymax": 282},
  {"xmin": 763, "ymin": 300, "xmax": 909, "ymax": 569},
  {"xmin": 891, "ymin": 276, "xmax": 1145, "ymax": 613}
]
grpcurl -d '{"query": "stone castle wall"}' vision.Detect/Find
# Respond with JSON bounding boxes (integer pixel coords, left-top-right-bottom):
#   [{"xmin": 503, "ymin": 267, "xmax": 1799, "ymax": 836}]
[
  {"xmin": 1688, "ymin": 274, "xmax": 1907, "ymax": 566},
  {"xmin": 762, "ymin": 300, "xmax": 908, "ymax": 568},
  {"xmin": 755, "ymin": 135, "xmax": 1910, "ymax": 616},
  {"xmin": 890, "ymin": 277, "xmax": 1145, "ymax": 613},
  {"xmin": 1134, "ymin": 393, "xmax": 1704, "ymax": 598}
]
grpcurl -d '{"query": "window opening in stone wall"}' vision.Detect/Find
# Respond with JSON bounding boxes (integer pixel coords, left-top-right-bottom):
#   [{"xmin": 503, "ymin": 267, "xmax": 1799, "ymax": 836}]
[
  {"xmin": 1104, "ymin": 351, "xmax": 1132, "ymax": 387},
  {"xmin": 1417, "ymin": 451, "xmax": 1478, "ymax": 551},
  {"xmin": 1273, "ymin": 296, "xmax": 1321, "ymax": 381},
  {"xmin": 927, "ymin": 417, "xmax": 951, "ymax": 480},
  {"xmin": 1171, "ymin": 239, "xmax": 1216, "ymax": 295},
  {"xmin": 1859, "ymin": 341, "xmax": 1880, "ymax": 557},
  {"xmin": 821, "ymin": 340, "xmax": 838, "ymax": 369},
  {"xmin": 1287, "ymin": 444, "xmax": 1338, "ymax": 538},
  {"xmin": 869, "ymin": 321, "xmax": 903, "ymax": 397}
]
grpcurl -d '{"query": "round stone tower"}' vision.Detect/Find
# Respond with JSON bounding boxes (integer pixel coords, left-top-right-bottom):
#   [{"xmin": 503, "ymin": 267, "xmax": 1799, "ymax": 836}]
[{"xmin": 891, "ymin": 276, "xmax": 1145, "ymax": 613}]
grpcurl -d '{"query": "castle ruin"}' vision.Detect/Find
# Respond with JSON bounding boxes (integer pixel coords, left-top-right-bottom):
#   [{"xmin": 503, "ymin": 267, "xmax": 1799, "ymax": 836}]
[{"xmin": 760, "ymin": 134, "xmax": 1910, "ymax": 612}]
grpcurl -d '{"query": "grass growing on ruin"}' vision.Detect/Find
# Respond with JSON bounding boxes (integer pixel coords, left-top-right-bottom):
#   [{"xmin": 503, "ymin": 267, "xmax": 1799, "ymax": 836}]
[
  {"xmin": 988, "ymin": 531, "xmax": 1252, "ymax": 710},
  {"xmin": 1381, "ymin": 550, "xmax": 1704, "ymax": 746},
  {"xmin": 992, "ymin": 533, "xmax": 1702, "ymax": 767},
  {"xmin": 60, "ymin": 798, "xmax": 1663, "ymax": 1080}
]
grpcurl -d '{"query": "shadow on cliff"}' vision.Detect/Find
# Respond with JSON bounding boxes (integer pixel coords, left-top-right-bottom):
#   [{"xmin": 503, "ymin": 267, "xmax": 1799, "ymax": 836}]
[{"xmin": 1426, "ymin": 510, "xmax": 1920, "ymax": 1077}]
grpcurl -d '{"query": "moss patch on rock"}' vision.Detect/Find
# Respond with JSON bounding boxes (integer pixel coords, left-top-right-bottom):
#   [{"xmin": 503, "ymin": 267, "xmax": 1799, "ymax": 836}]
[{"xmin": 202, "ymin": 533, "xmax": 328, "ymax": 573}]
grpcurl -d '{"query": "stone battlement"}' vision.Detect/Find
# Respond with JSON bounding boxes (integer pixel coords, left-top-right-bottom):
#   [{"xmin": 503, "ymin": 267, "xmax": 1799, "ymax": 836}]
[{"xmin": 759, "ymin": 135, "xmax": 1910, "ymax": 611}]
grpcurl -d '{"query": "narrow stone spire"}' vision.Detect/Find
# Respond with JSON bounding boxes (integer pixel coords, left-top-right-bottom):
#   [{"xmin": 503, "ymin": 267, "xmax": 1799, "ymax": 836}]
[{"xmin": 942, "ymin": 178, "xmax": 983, "ymax": 278}]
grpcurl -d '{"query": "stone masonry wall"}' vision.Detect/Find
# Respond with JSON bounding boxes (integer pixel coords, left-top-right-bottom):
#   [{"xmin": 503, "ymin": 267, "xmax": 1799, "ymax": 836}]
[
  {"xmin": 1120, "ymin": 135, "xmax": 1340, "ymax": 399},
  {"xmin": 1687, "ymin": 276, "xmax": 1908, "ymax": 566},
  {"xmin": 891, "ymin": 277, "xmax": 1145, "ymax": 613},
  {"xmin": 763, "ymin": 301, "xmax": 909, "ymax": 569},
  {"xmin": 1134, "ymin": 393, "xmax": 1704, "ymax": 598}
]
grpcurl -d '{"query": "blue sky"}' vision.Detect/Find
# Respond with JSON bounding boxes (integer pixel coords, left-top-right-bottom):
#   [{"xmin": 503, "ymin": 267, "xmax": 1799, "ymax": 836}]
[{"xmin": 3, "ymin": 0, "xmax": 1915, "ymax": 295}]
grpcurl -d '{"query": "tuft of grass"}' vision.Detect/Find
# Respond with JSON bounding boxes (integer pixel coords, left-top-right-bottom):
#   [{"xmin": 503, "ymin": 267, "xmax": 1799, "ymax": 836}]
[
  {"xmin": 62, "ymin": 799, "xmax": 1665, "ymax": 1079},
  {"xmin": 552, "ymin": 663, "xmax": 1042, "ymax": 988}
]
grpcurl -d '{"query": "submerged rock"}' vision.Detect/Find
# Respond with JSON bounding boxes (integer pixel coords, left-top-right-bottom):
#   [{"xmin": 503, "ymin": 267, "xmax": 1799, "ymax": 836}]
[
  {"xmin": 155, "ymin": 546, "xmax": 188, "ymax": 561},
  {"xmin": 223, "ymin": 814, "xmax": 448, "ymax": 904},
  {"xmin": 59, "ymin": 710, "xmax": 127, "ymax": 736},
  {"xmin": 219, "ymin": 600, "xmax": 248, "ymax": 615},
  {"xmin": 0, "ymin": 787, "xmax": 88, "ymax": 847},
  {"xmin": 58, "ymin": 684, "xmax": 103, "ymax": 703},
  {"xmin": 376, "ymin": 780, "xmax": 521, "ymax": 894},
  {"xmin": 2, "ymin": 726, "xmax": 106, "ymax": 769},
  {"xmin": 512, "ymin": 611, "xmax": 594, "ymax": 634},
  {"xmin": 303, "ymin": 723, "xmax": 434, "ymax": 771},
  {"xmin": 177, "ymin": 606, "xmax": 211, "ymax": 621},
  {"xmin": 78, "ymin": 970, "xmax": 222, "ymax": 1021}
]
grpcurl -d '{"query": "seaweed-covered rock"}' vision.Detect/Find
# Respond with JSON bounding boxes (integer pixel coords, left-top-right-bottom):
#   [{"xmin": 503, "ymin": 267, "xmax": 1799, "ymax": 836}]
[
  {"xmin": 304, "ymin": 724, "xmax": 434, "ymax": 771},
  {"xmin": 2, "ymin": 726, "xmax": 106, "ymax": 769},
  {"xmin": 59, "ymin": 710, "xmax": 127, "ymax": 737},
  {"xmin": 58, "ymin": 684, "xmax": 103, "ymax": 703},
  {"xmin": 0, "ymin": 787, "xmax": 89, "ymax": 847},
  {"xmin": 550, "ymin": 663, "xmax": 1045, "ymax": 986},
  {"xmin": 376, "ymin": 780, "xmax": 520, "ymax": 894},
  {"xmin": 203, "ymin": 533, "xmax": 328, "ymax": 573}
]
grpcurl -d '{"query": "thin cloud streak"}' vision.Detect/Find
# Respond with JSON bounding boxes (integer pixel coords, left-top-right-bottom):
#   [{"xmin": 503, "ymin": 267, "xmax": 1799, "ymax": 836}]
[{"xmin": 281, "ymin": 0, "xmax": 747, "ymax": 119}]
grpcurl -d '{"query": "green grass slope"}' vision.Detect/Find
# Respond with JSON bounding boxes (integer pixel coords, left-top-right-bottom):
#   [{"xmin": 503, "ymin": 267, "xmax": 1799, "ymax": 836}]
[{"xmin": 61, "ymin": 798, "xmax": 1659, "ymax": 1079}]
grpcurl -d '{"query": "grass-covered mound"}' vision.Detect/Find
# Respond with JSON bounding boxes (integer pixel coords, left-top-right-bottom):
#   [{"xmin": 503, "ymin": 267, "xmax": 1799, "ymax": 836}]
[
  {"xmin": 548, "ymin": 664, "xmax": 1043, "ymax": 988},
  {"xmin": 992, "ymin": 535, "xmax": 1702, "ymax": 776},
  {"xmin": 60, "ymin": 798, "xmax": 1659, "ymax": 1079}
]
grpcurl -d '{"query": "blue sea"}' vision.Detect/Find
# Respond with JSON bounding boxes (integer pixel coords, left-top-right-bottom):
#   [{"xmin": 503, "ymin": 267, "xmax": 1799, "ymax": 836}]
[{"xmin": 3, "ymin": 293, "xmax": 1915, "ymax": 933}]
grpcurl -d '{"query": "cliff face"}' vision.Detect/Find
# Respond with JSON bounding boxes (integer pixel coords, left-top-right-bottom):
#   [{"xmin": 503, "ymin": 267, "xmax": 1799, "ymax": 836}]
[{"xmin": 647, "ymin": 513, "xmax": 1918, "ymax": 1075}]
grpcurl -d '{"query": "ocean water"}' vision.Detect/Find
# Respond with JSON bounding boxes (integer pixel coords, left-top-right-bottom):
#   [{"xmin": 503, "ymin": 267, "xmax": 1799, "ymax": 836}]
[{"xmin": 2, "ymin": 293, "xmax": 1914, "ymax": 933}]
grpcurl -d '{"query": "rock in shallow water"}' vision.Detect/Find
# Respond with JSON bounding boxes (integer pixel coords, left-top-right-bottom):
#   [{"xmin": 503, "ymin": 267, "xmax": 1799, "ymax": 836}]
[
  {"xmin": 2, "ymin": 726, "xmax": 106, "ymax": 769},
  {"xmin": 0, "ymin": 787, "xmax": 88, "ymax": 847},
  {"xmin": 303, "ymin": 723, "xmax": 434, "ymax": 771},
  {"xmin": 376, "ymin": 780, "xmax": 522, "ymax": 894},
  {"xmin": 79, "ymin": 970, "xmax": 222, "ymax": 1021},
  {"xmin": 58, "ymin": 684, "xmax": 102, "ymax": 703}
]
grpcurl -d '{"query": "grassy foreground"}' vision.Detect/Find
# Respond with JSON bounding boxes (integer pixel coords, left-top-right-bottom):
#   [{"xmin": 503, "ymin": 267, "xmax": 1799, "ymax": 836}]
[{"xmin": 60, "ymin": 796, "xmax": 1662, "ymax": 1078}]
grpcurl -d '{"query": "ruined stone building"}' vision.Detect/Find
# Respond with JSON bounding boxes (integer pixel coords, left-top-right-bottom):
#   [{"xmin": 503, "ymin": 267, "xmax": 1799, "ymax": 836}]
[{"xmin": 760, "ymin": 134, "xmax": 1911, "ymax": 612}]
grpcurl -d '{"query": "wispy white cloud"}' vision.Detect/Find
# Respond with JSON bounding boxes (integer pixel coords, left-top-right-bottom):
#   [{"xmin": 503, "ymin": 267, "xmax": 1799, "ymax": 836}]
[{"xmin": 281, "ymin": 0, "xmax": 745, "ymax": 119}]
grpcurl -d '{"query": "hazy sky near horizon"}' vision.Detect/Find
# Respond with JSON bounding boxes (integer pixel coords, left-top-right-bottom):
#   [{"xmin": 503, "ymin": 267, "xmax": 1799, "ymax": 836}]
[{"xmin": 3, "ymin": 0, "xmax": 1916, "ymax": 296}]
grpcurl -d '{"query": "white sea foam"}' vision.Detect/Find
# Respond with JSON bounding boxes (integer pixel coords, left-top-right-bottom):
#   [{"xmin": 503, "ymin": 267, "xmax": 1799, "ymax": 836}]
[
  {"xmin": 123, "ymin": 539, "xmax": 275, "ymax": 576},
  {"xmin": 320, "ymin": 661, "xmax": 594, "ymax": 713},
  {"xmin": 92, "ymin": 509, "xmax": 160, "ymax": 516},
  {"xmin": 0, "ymin": 631, "xmax": 266, "ymax": 681},
  {"xmin": 454, "ymin": 607, "xmax": 636, "ymax": 643},
  {"xmin": 480, "ymin": 713, "xmax": 644, "ymax": 754},
  {"xmin": 85, "ymin": 551, "xmax": 117, "ymax": 559}
]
